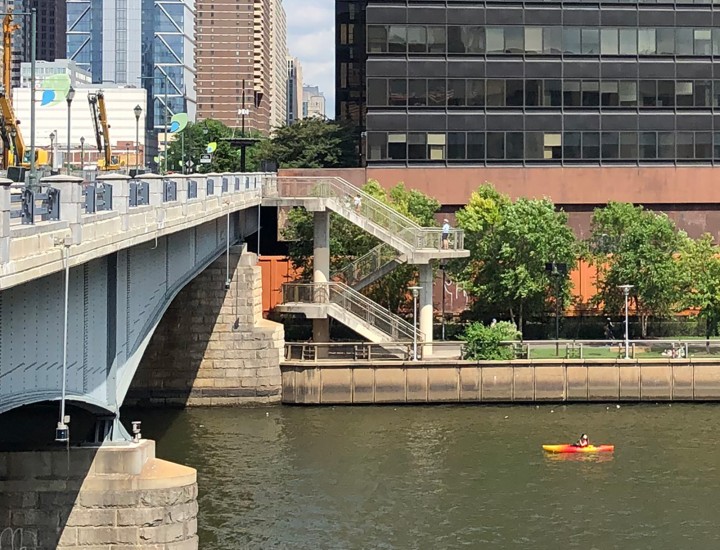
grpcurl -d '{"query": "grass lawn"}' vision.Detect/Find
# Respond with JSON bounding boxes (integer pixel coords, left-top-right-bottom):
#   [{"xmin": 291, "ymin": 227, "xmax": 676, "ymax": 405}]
[{"xmin": 527, "ymin": 344, "xmax": 720, "ymax": 360}]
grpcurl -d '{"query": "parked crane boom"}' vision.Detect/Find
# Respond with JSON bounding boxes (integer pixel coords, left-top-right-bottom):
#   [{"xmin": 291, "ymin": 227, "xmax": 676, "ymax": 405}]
[{"xmin": 87, "ymin": 91, "xmax": 119, "ymax": 170}]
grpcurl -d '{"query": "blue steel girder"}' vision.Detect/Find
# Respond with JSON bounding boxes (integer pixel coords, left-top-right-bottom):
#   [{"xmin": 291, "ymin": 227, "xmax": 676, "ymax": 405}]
[{"xmin": 0, "ymin": 213, "xmax": 250, "ymax": 415}]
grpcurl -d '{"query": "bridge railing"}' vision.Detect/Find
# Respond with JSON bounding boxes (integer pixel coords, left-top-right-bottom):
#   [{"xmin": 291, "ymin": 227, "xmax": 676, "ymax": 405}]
[
  {"xmin": 8, "ymin": 183, "xmax": 61, "ymax": 225},
  {"xmin": 0, "ymin": 172, "xmax": 276, "ymax": 269}
]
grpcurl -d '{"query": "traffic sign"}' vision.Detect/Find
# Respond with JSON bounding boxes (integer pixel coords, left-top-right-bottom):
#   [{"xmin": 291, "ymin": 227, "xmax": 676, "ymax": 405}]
[{"xmin": 200, "ymin": 154, "xmax": 212, "ymax": 164}]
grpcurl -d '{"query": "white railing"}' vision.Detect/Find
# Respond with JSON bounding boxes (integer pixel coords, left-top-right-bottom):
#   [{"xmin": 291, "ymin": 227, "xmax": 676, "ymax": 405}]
[
  {"xmin": 277, "ymin": 176, "xmax": 464, "ymax": 251},
  {"xmin": 332, "ymin": 243, "xmax": 401, "ymax": 287},
  {"xmin": 282, "ymin": 281, "xmax": 419, "ymax": 342}
]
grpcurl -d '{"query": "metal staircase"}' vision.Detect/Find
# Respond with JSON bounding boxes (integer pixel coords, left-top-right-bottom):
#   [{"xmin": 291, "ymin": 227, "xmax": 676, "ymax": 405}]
[
  {"xmin": 280, "ymin": 282, "xmax": 418, "ymax": 343},
  {"xmin": 332, "ymin": 243, "xmax": 405, "ymax": 291},
  {"xmin": 271, "ymin": 176, "xmax": 468, "ymax": 263},
  {"xmin": 269, "ymin": 175, "xmax": 469, "ymax": 344}
]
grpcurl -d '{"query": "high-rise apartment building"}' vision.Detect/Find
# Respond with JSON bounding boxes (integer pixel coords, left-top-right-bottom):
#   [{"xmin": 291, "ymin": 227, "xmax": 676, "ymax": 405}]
[
  {"xmin": 338, "ymin": 0, "xmax": 720, "ymax": 167},
  {"xmin": 269, "ymin": 0, "xmax": 287, "ymax": 130},
  {"xmin": 196, "ymin": 0, "xmax": 273, "ymax": 133},
  {"xmin": 66, "ymin": 0, "xmax": 196, "ymax": 138},
  {"xmin": 286, "ymin": 56, "xmax": 303, "ymax": 124},
  {"xmin": 31, "ymin": 0, "xmax": 67, "ymax": 62},
  {"xmin": 303, "ymin": 85, "xmax": 326, "ymax": 119}
]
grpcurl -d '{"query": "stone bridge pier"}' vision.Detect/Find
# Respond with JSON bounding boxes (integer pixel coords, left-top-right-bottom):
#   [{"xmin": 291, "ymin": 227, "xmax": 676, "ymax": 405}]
[
  {"xmin": 0, "ymin": 403, "xmax": 198, "ymax": 549},
  {"xmin": 127, "ymin": 245, "xmax": 285, "ymax": 406}
]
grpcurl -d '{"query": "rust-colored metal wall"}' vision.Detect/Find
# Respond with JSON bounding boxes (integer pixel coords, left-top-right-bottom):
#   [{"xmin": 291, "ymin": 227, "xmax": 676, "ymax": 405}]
[{"xmin": 259, "ymin": 255, "xmax": 297, "ymax": 315}]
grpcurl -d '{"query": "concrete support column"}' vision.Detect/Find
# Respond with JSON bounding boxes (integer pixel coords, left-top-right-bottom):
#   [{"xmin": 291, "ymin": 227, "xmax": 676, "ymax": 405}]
[
  {"xmin": 0, "ymin": 440, "xmax": 198, "ymax": 549},
  {"xmin": 143, "ymin": 173, "xmax": 165, "ymax": 207},
  {"xmin": 43, "ymin": 174, "xmax": 85, "ymax": 245},
  {"xmin": 192, "ymin": 174, "xmax": 207, "ymax": 202},
  {"xmin": 0, "ymin": 178, "xmax": 12, "ymax": 264},
  {"xmin": 313, "ymin": 210, "xmax": 331, "ymax": 345},
  {"xmin": 419, "ymin": 263, "xmax": 434, "ymax": 357},
  {"xmin": 100, "ymin": 174, "xmax": 132, "ymax": 230}
]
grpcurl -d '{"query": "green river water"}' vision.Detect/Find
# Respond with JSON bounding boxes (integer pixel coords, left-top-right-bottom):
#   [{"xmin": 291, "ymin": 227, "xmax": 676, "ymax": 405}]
[{"xmin": 131, "ymin": 404, "xmax": 720, "ymax": 549}]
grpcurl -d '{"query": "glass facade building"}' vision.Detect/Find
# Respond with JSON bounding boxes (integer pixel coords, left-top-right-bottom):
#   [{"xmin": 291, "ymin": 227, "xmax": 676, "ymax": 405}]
[
  {"xmin": 67, "ymin": 0, "xmax": 196, "ymax": 135},
  {"xmin": 337, "ymin": 0, "xmax": 720, "ymax": 165}
]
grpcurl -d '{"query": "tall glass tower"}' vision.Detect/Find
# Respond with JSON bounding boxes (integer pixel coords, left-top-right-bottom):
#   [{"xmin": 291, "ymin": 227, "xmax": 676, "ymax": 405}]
[{"xmin": 67, "ymin": 0, "xmax": 196, "ymax": 144}]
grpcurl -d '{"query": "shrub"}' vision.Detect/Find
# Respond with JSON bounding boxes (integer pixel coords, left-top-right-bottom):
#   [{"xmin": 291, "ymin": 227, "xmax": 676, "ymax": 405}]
[{"xmin": 462, "ymin": 321, "xmax": 522, "ymax": 360}]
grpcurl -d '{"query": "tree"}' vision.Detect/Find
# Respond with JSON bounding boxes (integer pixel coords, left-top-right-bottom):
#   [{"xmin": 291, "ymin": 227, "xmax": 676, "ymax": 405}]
[
  {"xmin": 283, "ymin": 180, "xmax": 440, "ymax": 313},
  {"xmin": 678, "ymin": 234, "xmax": 720, "ymax": 343},
  {"xmin": 586, "ymin": 202, "xmax": 688, "ymax": 337},
  {"xmin": 165, "ymin": 119, "xmax": 264, "ymax": 174},
  {"xmin": 451, "ymin": 184, "xmax": 578, "ymax": 333},
  {"xmin": 257, "ymin": 118, "xmax": 357, "ymax": 168}
]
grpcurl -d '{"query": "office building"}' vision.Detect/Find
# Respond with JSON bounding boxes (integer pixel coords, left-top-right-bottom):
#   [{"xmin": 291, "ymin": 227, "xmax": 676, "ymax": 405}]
[
  {"xmin": 66, "ymin": 0, "xmax": 196, "ymax": 143},
  {"xmin": 196, "ymin": 0, "xmax": 273, "ymax": 133},
  {"xmin": 338, "ymin": 0, "xmax": 720, "ymax": 166},
  {"xmin": 286, "ymin": 56, "xmax": 303, "ymax": 124},
  {"xmin": 269, "ymin": 0, "xmax": 287, "ymax": 130},
  {"xmin": 303, "ymin": 85, "xmax": 326, "ymax": 119},
  {"xmin": 20, "ymin": 59, "xmax": 92, "ymax": 87}
]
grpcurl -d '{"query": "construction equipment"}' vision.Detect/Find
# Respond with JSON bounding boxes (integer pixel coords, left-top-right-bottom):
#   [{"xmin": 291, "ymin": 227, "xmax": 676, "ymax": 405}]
[
  {"xmin": 88, "ymin": 90, "xmax": 120, "ymax": 170},
  {"xmin": 0, "ymin": 12, "xmax": 48, "ymax": 171}
]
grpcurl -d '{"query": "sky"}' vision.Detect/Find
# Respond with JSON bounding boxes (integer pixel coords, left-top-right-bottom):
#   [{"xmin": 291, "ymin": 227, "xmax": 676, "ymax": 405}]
[{"xmin": 284, "ymin": 0, "xmax": 335, "ymax": 117}]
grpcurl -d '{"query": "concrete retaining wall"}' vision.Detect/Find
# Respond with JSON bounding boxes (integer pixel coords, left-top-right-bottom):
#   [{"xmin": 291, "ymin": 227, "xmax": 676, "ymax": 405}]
[
  {"xmin": 281, "ymin": 359, "xmax": 720, "ymax": 404},
  {"xmin": 0, "ymin": 440, "xmax": 197, "ymax": 549}
]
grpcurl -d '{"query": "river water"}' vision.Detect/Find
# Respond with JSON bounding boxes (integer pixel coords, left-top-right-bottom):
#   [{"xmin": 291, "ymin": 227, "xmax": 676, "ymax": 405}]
[{"xmin": 131, "ymin": 404, "xmax": 719, "ymax": 549}]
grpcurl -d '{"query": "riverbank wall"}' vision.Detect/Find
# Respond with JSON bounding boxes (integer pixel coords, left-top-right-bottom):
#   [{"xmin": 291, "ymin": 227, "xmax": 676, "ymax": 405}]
[{"xmin": 281, "ymin": 359, "xmax": 720, "ymax": 404}]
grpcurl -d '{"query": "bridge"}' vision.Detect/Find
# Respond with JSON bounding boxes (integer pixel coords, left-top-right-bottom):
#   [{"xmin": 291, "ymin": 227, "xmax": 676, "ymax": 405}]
[{"xmin": 0, "ymin": 170, "xmax": 468, "ymax": 548}]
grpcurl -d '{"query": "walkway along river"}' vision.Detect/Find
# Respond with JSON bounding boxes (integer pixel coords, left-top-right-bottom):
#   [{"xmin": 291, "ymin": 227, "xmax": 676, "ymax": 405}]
[{"xmin": 129, "ymin": 403, "xmax": 720, "ymax": 549}]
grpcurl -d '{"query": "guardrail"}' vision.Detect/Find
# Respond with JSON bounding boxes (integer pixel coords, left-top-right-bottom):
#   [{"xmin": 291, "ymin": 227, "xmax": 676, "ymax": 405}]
[
  {"xmin": 282, "ymin": 339, "xmax": 720, "ymax": 362},
  {"xmin": 332, "ymin": 243, "xmax": 401, "ymax": 287},
  {"xmin": 9, "ymin": 184, "xmax": 60, "ymax": 225},
  {"xmin": 0, "ymin": 172, "xmax": 276, "ymax": 274},
  {"xmin": 282, "ymin": 281, "xmax": 419, "ymax": 341},
  {"xmin": 277, "ymin": 176, "xmax": 464, "ymax": 251}
]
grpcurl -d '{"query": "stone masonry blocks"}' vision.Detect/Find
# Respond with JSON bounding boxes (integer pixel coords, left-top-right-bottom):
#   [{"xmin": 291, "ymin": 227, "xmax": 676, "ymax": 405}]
[
  {"xmin": 129, "ymin": 249, "xmax": 284, "ymax": 406},
  {"xmin": 0, "ymin": 441, "xmax": 197, "ymax": 549}
]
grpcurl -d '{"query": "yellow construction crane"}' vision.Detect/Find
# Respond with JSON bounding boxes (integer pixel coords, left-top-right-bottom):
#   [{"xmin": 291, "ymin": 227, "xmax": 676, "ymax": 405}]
[
  {"xmin": 87, "ymin": 90, "xmax": 120, "ymax": 171},
  {"xmin": 0, "ymin": 12, "xmax": 48, "ymax": 170}
]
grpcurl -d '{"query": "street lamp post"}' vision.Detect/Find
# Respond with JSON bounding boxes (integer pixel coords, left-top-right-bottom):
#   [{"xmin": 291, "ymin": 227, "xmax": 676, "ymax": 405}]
[
  {"xmin": 65, "ymin": 87, "xmax": 75, "ymax": 174},
  {"xmin": 79, "ymin": 136, "xmax": 85, "ymax": 172},
  {"xmin": 440, "ymin": 262, "xmax": 447, "ymax": 341},
  {"xmin": 618, "ymin": 284, "xmax": 634, "ymax": 359},
  {"xmin": 49, "ymin": 132, "xmax": 55, "ymax": 171},
  {"xmin": 409, "ymin": 286, "xmax": 422, "ymax": 361},
  {"xmin": 134, "ymin": 104, "xmax": 142, "ymax": 173}
]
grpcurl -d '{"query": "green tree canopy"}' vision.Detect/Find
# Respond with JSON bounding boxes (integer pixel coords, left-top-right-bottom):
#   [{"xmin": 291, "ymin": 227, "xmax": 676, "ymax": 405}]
[
  {"xmin": 283, "ymin": 180, "xmax": 439, "ymax": 313},
  {"xmin": 678, "ymin": 234, "xmax": 720, "ymax": 340},
  {"xmin": 165, "ymin": 119, "xmax": 263, "ymax": 174},
  {"xmin": 586, "ymin": 202, "xmax": 689, "ymax": 337},
  {"xmin": 451, "ymin": 184, "xmax": 578, "ymax": 333},
  {"xmin": 258, "ymin": 118, "xmax": 357, "ymax": 168}
]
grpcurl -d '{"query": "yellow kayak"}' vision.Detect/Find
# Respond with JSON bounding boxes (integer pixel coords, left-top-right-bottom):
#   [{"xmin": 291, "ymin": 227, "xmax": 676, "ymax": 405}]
[{"xmin": 543, "ymin": 444, "xmax": 614, "ymax": 454}]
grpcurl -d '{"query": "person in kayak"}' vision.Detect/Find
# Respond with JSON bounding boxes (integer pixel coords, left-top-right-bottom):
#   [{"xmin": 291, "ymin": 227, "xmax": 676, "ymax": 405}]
[{"xmin": 575, "ymin": 434, "xmax": 590, "ymax": 447}]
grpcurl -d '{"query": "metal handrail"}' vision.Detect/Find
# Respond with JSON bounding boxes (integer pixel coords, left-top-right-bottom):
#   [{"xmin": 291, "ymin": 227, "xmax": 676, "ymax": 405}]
[
  {"xmin": 332, "ymin": 243, "xmax": 401, "ymax": 287},
  {"xmin": 277, "ymin": 176, "xmax": 464, "ymax": 251},
  {"xmin": 282, "ymin": 281, "xmax": 419, "ymax": 341}
]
